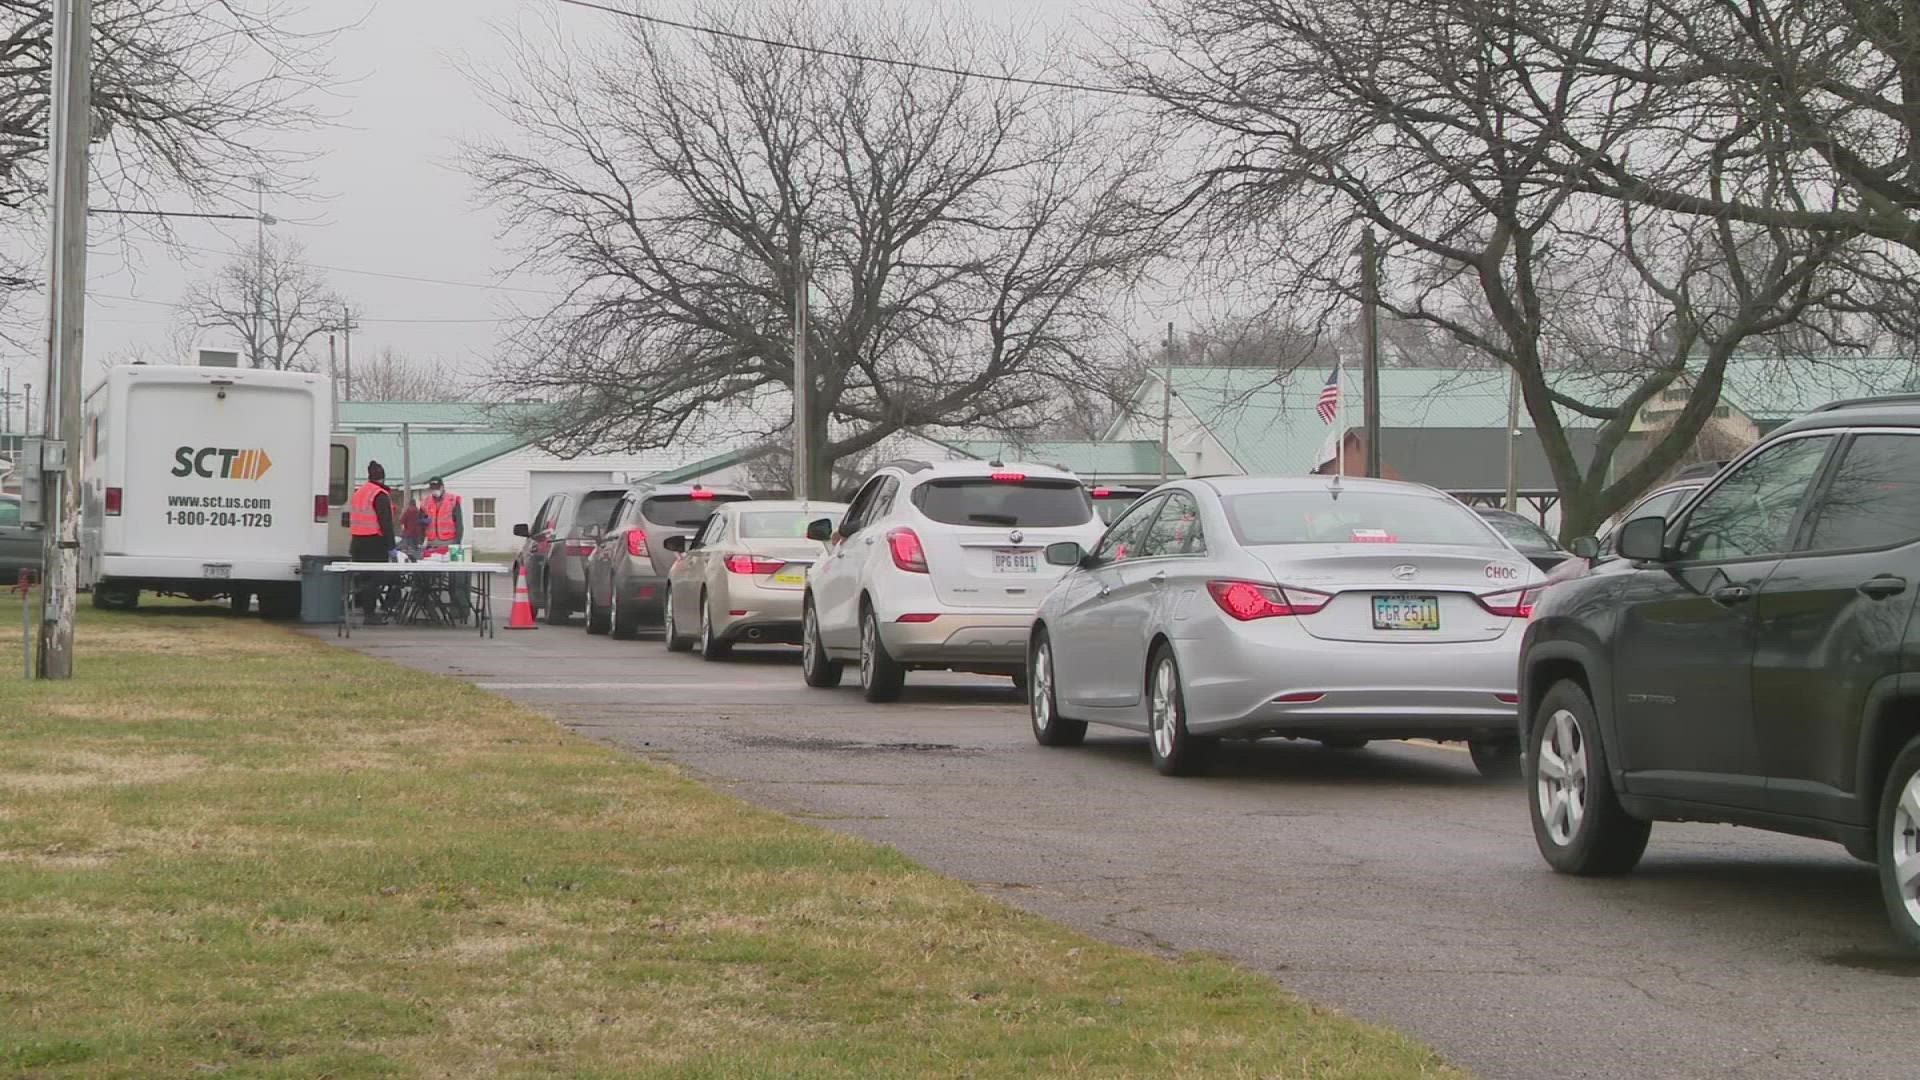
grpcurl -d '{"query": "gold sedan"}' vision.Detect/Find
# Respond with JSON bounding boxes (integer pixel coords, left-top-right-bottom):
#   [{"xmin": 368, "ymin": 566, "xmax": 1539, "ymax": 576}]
[{"xmin": 661, "ymin": 500, "xmax": 847, "ymax": 659}]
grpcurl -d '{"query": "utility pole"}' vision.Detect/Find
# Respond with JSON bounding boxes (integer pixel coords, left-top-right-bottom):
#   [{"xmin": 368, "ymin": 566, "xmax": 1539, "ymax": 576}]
[
  {"xmin": 1159, "ymin": 321, "xmax": 1175, "ymax": 483},
  {"xmin": 791, "ymin": 247, "xmax": 810, "ymax": 500},
  {"xmin": 1504, "ymin": 366, "xmax": 1521, "ymax": 512},
  {"xmin": 1360, "ymin": 228, "xmax": 1382, "ymax": 479},
  {"xmin": 39, "ymin": 0, "xmax": 91, "ymax": 679},
  {"xmin": 23, "ymin": 381, "xmax": 30, "ymax": 436},
  {"xmin": 253, "ymin": 177, "xmax": 268, "ymax": 367},
  {"xmin": 341, "ymin": 304, "xmax": 355, "ymax": 401},
  {"xmin": 401, "ymin": 421, "xmax": 412, "ymax": 505},
  {"xmin": 327, "ymin": 332, "xmax": 339, "ymax": 431}
]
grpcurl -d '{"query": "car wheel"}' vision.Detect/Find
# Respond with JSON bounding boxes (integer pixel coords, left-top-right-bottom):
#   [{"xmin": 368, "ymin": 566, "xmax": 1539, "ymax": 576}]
[
  {"xmin": 542, "ymin": 575, "xmax": 571, "ymax": 626},
  {"xmin": 611, "ymin": 588, "xmax": 641, "ymax": 639},
  {"xmin": 697, "ymin": 589, "xmax": 732, "ymax": 660},
  {"xmin": 1527, "ymin": 681, "xmax": 1649, "ymax": 874},
  {"xmin": 663, "ymin": 589, "xmax": 693, "ymax": 652},
  {"xmin": 1469, "ymin": 737, "xmax": 1523, "ymax": 780},
  {"xmin": 1028, "ymin": 631, "xmax": 1086, "ymax": 747},
  {"xmin": 1318, "ymin": 737, "xmax": 1369, "ymax": 750},
  {"xmin": 583, "ymin": 582, "xmax": 610, "ymax": 636},
  {"xmin": 858, "ymin": 604, "xmax": 905, "ymax": 703},
  {"xmin": 1147, "ymin": 645, "xmax": 1214, "ymax": 777},
  {"xmin": 801, "ymin": 599, "xmax": 843, "ymax": 689},
  {"xmin": 1875, "ymin": 736, "xmax": 1920, "ymax": 949}
]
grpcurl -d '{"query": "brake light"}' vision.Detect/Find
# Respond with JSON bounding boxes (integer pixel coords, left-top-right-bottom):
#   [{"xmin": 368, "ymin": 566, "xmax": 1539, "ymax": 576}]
[
  {"xmin": 689, "ymin": 486, "xmax": 715, "ymax": 500},
  {"xmin": 104, "ymin": 487, "xmax": 122, "ymax": 516},
  {"xmin": 625, "ymin": 530, "xmax": 650, "ymax": 557},
  {"xmin": 1090, "ymin": 487, "xmax": 1112, "ymax": 497},
  {"xmin": 887, "ymin": 527, "xmax": 928, "ymax": 573},
  {"xmin": 564, "ymin": 540, "xmax": 595, "ymax": 557},
  {"xmin": 313, "ymin": 494, "xmax": 329, "ymax": 522},
  {"xmin": 1477, "ymin": 586, "xmax": 1541, "ymax": 619},
  {"xmin": 1207, "ymin": 581, "xmax": 1331, "ymax": 620},
  {"xmin": 990, "ymin": 472, "xmax": 1026, "ymax": 483},
  {"xmin": 724, "ymin": 554, "xmax": 783, "ymax": 575}
]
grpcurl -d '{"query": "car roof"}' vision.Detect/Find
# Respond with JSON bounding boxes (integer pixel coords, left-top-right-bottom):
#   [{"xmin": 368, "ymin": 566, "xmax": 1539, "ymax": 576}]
[
  {"xmin": 635, "ymin": 483, "xmax": 750, "ymax": 498},
  {"xmin": 1775, "ymin": 396, "xmax": 1920, "ymax": 436},
  {"xmin": 721, "ymin": 499, "xmax": 847, "ymax": 514},
  {"xmin": 1196, "ymin": 474, "xmax": 1454, "ymax": 499},
  {"xmin": 883, "ymin": 459, "xmax": 1080, "ymax": 482}
]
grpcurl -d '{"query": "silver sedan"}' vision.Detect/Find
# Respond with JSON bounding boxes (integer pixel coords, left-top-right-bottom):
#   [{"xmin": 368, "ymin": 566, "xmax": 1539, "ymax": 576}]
[
  {"xmin": 662, "ymin": 500, "xmax": 846, "ymax": 659},
  {"xmin": 1026, "ymin": 476, "xmax": 1545, "ymax": 778}
]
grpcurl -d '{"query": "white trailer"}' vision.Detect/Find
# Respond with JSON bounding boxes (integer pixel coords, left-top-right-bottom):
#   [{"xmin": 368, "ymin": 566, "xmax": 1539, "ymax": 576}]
[{"xmin": 80, "ymin": 365, "xmax": 352, "ymax": 617}]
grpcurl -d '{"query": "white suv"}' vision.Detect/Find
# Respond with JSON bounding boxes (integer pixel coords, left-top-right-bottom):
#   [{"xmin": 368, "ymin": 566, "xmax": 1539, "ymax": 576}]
[{"xmin": 800, "ymin": 460, "xmax": 1106, "ymax": 702}]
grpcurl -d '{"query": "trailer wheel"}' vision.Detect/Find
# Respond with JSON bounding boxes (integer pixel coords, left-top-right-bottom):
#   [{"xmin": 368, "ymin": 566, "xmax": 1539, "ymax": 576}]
[{"xmin": 91, "ymin": 585, "xmax": 138, "ymax": 611}]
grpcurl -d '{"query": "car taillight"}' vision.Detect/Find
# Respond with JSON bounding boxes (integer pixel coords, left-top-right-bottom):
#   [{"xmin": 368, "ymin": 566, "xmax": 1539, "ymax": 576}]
[
  {"xmin": 1206, "ymin": 581, "xmax": 1331, "ymax": 620},
  {"xmin": 313, "ymin": 494, "xmax": 329, "ymax": 522},
  {"xmin": 1477, "ymin": 586, "xmax": 1542, "ymax": 619},
  {"xmin": 724, "ymin": 554, "xmax": 783, "ymax": 574},
  {"xmin": 990, "ymin": 472, "xmax": 1026, "ymax": 483},
  {"xmin": 1091, "ymin": 487, "xmax": 1111, "ymax": 497},
  {"xmin": 104, "ymin": 487, "xmax": 122, "ymax": 516},
  {"xmin": 625, "ymin": 530, "xmax": 650, "ymax": 557},
  {"xmin": 887, "ymin": 527, "xmax": 928, "ymax": 573},
  {"xmin": 690, "ymin": 490, "xmax": 714, "ymax": 500}
]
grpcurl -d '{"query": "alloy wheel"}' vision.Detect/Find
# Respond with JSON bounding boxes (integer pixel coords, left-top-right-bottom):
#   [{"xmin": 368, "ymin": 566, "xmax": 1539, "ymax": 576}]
[
  {"xmin": 1031, "ymin": 642, "xmax": 1053, "ymax": 732},
  {"xmin": 1892, "ymin": 772, "xmax": 1920, "ymax": 927},
  {"xmin": 1150, "ymin": 659, "xmax": 1177, "ymax": 759},
  {"xmin": 802, "ymin": 608, "xmax": 819, "ymax": 678},
  {"xmin": 664, "ymin": 595, "xmax": 676, "ymax": 641},
  {"xmin": 1536, "ymin": 708, "xmax": 1590, "ymax": 846},
  {"xmin": 860, "ymin": 615, "xmax": 875, "ymax": 689},
  {"xmin": 699, "ymin": 600, "xmax": 712, "ymax": 651}
]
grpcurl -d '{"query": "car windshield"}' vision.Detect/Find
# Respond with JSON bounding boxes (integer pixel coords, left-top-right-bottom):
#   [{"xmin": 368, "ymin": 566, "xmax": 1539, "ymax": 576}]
[
  {"xmin": 1480, "ymin": 513, "xmax": 1563, "ymax": 553},
  {"xmin": 739, "ymin": 509, "xmax": 840, "ymax": 538},
  {"xmin": 1093, "ymin": 496, "xmax": 1138, "ymax": 524},
  {"xmin": 912, "ymin": 477, "xmax": 1093, "ymax": 528},
  {"xmin": 642, "ymin": 494, "xmax": 751, "ymax": 529},
  {"xmin": 1225, "ymin": 489, "xmax": 1499, "ymax": 546},
  {"xmin": 572, "ymin": 491, "xmax": 626, "ymax": 537}
]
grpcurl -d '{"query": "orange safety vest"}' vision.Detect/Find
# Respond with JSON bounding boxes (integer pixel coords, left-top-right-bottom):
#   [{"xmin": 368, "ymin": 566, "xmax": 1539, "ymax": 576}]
[
  {"xmin": 348, "ymin": 481, "xmax": 386, "ymax": 537},
  {"xmin": 423, "ymin": 494, "xmax": 461, "ymax": 542}
]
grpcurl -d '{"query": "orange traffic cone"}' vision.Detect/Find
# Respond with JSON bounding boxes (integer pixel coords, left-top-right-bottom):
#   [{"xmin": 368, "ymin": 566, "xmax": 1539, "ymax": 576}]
[{"xmin": 506, "ymin": 562, "xmax": 538, "ymax": 630}]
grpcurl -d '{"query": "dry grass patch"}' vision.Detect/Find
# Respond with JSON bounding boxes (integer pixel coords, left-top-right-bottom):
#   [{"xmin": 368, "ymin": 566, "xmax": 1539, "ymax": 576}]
[{"xmin": 0, "ymin": 596, "xmax": 1463, "ymax": 1078}]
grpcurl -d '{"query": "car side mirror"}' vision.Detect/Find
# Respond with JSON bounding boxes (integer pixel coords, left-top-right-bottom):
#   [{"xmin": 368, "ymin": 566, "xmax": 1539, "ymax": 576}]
[
  {"xmin": 662, "ymin": 534, "xmax": 689, "ymax": 554},
  {"xmin": 1617, "ymin": 516, "xmax": 1669, "ymax": 562},
  {"xmin": 1568, "ymin": 535, "xmax": 1600, "ymax": 559},
  {"xmin": 512, "ymin": 523, "xmax": 530, "ymax": 539},
  {"xmin": 1045, "ymin": 541, "xmax": 1085, "ymax": 567},
  {"xmin": 806, "ymin": 518, "xmax": 834, "ymax": 542}
]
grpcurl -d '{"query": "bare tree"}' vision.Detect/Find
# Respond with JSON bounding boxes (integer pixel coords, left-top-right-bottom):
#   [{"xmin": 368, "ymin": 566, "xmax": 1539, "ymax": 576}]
[
  {"xmin": 467, "ymin": 2, "xmax": 1161, "ymax": 496},
  {"xmin": 0, "ymin": 0, "xmax": 330, "ymax": 330},
  {"xmin": 1120, "ymin": 0, "xmax": 1886, "ymax": 535},
  {"xmin": 176, "ymin": 234, "xmax": 343, "ymax": 371},
  {"xmin": 350, "ymin": 347, "xmax": 467, "ymax": 402}
]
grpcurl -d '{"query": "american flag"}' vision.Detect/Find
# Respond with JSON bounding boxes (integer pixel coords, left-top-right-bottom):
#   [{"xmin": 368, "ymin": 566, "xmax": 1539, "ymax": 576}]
[{"xmin": 1315, "ymin": 364, "xmax": 1342, "ymax": 424}]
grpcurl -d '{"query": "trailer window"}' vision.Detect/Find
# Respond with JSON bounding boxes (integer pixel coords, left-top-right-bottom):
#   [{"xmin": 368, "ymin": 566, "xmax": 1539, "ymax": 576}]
[{"xmin": 328, "ymin": 444, "xmax": 351, "ymax": 506}]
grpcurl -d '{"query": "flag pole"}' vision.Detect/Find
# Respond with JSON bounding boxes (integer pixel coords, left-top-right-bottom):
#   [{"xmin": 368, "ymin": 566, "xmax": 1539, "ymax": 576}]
[{"xmin": 1336, "ymin": 357, "xmax": 1346, "ymax": 480}]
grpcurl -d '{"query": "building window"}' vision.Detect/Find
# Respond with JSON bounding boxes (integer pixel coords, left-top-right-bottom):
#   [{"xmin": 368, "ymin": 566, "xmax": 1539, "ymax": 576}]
[{"xmin": 472, "ymin": 498, "xmax": 496, "ymax": 530}]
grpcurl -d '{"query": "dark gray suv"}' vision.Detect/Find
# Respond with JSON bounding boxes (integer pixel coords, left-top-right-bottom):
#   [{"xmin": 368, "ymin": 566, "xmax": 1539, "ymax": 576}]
[{"xmin": 1522, "ymin": 395, "xmax": 1920, "ymax": 946}]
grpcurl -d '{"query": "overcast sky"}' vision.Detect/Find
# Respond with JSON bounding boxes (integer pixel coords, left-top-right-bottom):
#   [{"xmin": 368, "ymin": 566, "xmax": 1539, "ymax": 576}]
[{"xmin": 1, "ymin": 0, "xmax": 1117, "ymax": 420}]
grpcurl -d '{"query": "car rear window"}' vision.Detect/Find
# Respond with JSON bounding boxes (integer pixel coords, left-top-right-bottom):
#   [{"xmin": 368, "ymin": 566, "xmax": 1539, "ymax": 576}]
[
  {"xmin": 912, "ymin": 477, "xmax": 1094, "ymax": 528},
  {"xmin": 1481, "ymin": 513, "xmax": 1562, "ymax": 552},
  {"xmin": 739, "ymin": 510, "xmax": 839, "ymax": 538},
  {"xmin": 1093, "ymin": 495, "xmax": 1139, "ymax": 524},
  {"xmin": 641, "ymin": 494, "xmax": 750, "ymax": 529},
  {"xmin": 1225, "ymin": 490, "xmax": 1499, "ymax": 546},
  {"xmin": 570, "ymin": 491, "xmax": 626, "ymax": 537}
]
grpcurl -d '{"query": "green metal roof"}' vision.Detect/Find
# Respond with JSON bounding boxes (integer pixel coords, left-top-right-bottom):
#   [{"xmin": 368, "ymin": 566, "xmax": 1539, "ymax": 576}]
[
  {"xmin": 946, "ymin": 439, "xmax": 1184, "ymax": 478},
  {"xmin": 641, "ymin": 444, "xmax": 772, "ymax": 484},
  {"xmin": 336, "ymin": 400, "xmax": 549, "ymax": 428},
  {"xmin": 1716, "ymin": 356, "xmax": 1920, "ymax": 421},
  {"xmin": 350, "ymin": 431, "xmax": 527, "ymax": 486}
]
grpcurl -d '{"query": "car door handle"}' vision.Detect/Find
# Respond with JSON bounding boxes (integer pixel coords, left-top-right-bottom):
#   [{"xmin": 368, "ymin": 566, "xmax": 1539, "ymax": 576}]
[
  {"xmin": 1711, "ymin": 584, "xmax": 1753, "ymax": 606},
  {"xmin": 1098, "ymin": 583, "xmax": 1112, "ymax": 598},
  {"xmin": 1860, "ymin": 575, "xmax": 1909, "ymax": 600},
  {"xmin": 1149, "ymin": 571, "xmax": 1167, "ymax": 587}
]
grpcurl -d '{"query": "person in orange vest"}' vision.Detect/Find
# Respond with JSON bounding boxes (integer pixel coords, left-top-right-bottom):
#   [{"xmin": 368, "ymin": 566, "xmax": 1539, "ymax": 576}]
[
  {"xmin": 348, "ymin": 460, "xmax": 398, "ymax": 624},
  {"xmin": 420, "ymin": 476, "xmax": 463, "ymax": 550}
]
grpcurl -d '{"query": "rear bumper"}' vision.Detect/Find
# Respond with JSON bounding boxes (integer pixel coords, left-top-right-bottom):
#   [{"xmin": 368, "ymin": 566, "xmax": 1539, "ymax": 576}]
[
  {"xmin": 878, "ymin": 612, "xmax": 1033, "ymax": 670},
  {"xmin": 714, "ymin": 587, "xmax": 806, "ymax": 643},
  {"xmin": 615, "ymin": 574, "xmax": 669, "ymax": 617},
  {"xmin": 99, "ymin": 554, "xmax": 301, "ymax": 584},
  {"xmin": 1182, "ymin": 624, "xmax": 1523, "ymax": 741}
]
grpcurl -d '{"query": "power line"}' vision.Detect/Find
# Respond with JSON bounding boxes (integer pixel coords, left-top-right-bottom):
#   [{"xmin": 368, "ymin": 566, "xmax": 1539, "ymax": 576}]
[
  {"xmin": 86, "ymin": 291, "xmax": 516, "ymax": 324},
  {"xmin": 91, "ymin": 208, "xmax": 261, "ymax": 222},
  {"xmin": 164, "ymin": 239, "xmax": 562, "ymax": 296}
]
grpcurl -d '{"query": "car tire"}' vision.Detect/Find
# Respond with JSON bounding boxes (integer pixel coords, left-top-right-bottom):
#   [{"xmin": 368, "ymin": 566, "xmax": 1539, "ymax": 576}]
[
  {"xmin": 1527, "ymin": 680, "xmax": 1649, "ymax": 875},
  {"xmin": 1875, "ymin": 736, "xmax": 1920, "ymax": 949},
  {"xmin": 542, "ymin": 576, "xmax": 571, "ymax": 626},
  {"xmin": 1469, "ymin": 737, "xmax": 1523, "ymax": 780},
  {"xmin": 1318, "ymin": 737, "xmax": 1369, "ymax": 750},
  {"xmin": 1028, "ymin": 630, "xmax": 1086, "ymax": 747},
  {"xmin": 858, "ymin": 604, "xmax": 905, "ymax": 703},
  {"xmin": 801, "ymin": 599, "xmax": 843, "ymax": 689},
  {"xmin": 611, "ymin": 588, "xmax": 641, "ymax": 640},
  {"xmin": 663, "ymin": 590, "xmax": 694, "ymax": 652},
  {"xmin": 697, "ymin": 589, "xmax": 731, "ymax": 660},
  {"xmin": 91, "ymin": 585, "xmax": 137, "ymax": 611},
  {"xmin": 1147, "ymin": 645, "xmax": 1214, "ymax": 777},
  {"xmin": 583, "ymin": 583, "xmax": 610, "ymax": 636}
]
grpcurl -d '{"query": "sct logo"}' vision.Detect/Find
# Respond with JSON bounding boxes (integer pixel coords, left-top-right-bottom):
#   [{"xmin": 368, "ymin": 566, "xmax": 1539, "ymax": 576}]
[{"xmin": 171, "ymin": 446, "xmax": 274, "ymax": 481}]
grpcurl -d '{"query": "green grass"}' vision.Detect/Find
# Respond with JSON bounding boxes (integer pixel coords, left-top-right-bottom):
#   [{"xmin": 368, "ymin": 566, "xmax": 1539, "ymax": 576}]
[{"xmin": 0, "ymin": 595, "xmax": 1462, "ymax": 1078}]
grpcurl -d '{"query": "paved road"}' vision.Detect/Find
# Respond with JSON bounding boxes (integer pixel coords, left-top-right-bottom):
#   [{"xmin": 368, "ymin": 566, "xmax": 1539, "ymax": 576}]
[{"xmin": 317, "ymin": 615, "xmax": 1920, "ymax": 1080}]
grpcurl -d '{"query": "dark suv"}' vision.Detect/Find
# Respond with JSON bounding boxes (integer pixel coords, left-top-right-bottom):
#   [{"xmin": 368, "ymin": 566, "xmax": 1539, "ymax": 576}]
[{"xmin": 1522, "ymin": 396, "xmax": 1920, "ymax": 946}]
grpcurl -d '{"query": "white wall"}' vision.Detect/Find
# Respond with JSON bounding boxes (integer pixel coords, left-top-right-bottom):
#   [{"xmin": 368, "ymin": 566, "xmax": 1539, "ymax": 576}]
[
  {"xmin": 1105, "ymin": 378, "xmax": 1244, "ymax": 477},
  {"xmin": 445, "ymin": 444, "xmax": 706, "ymax": 552}
]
